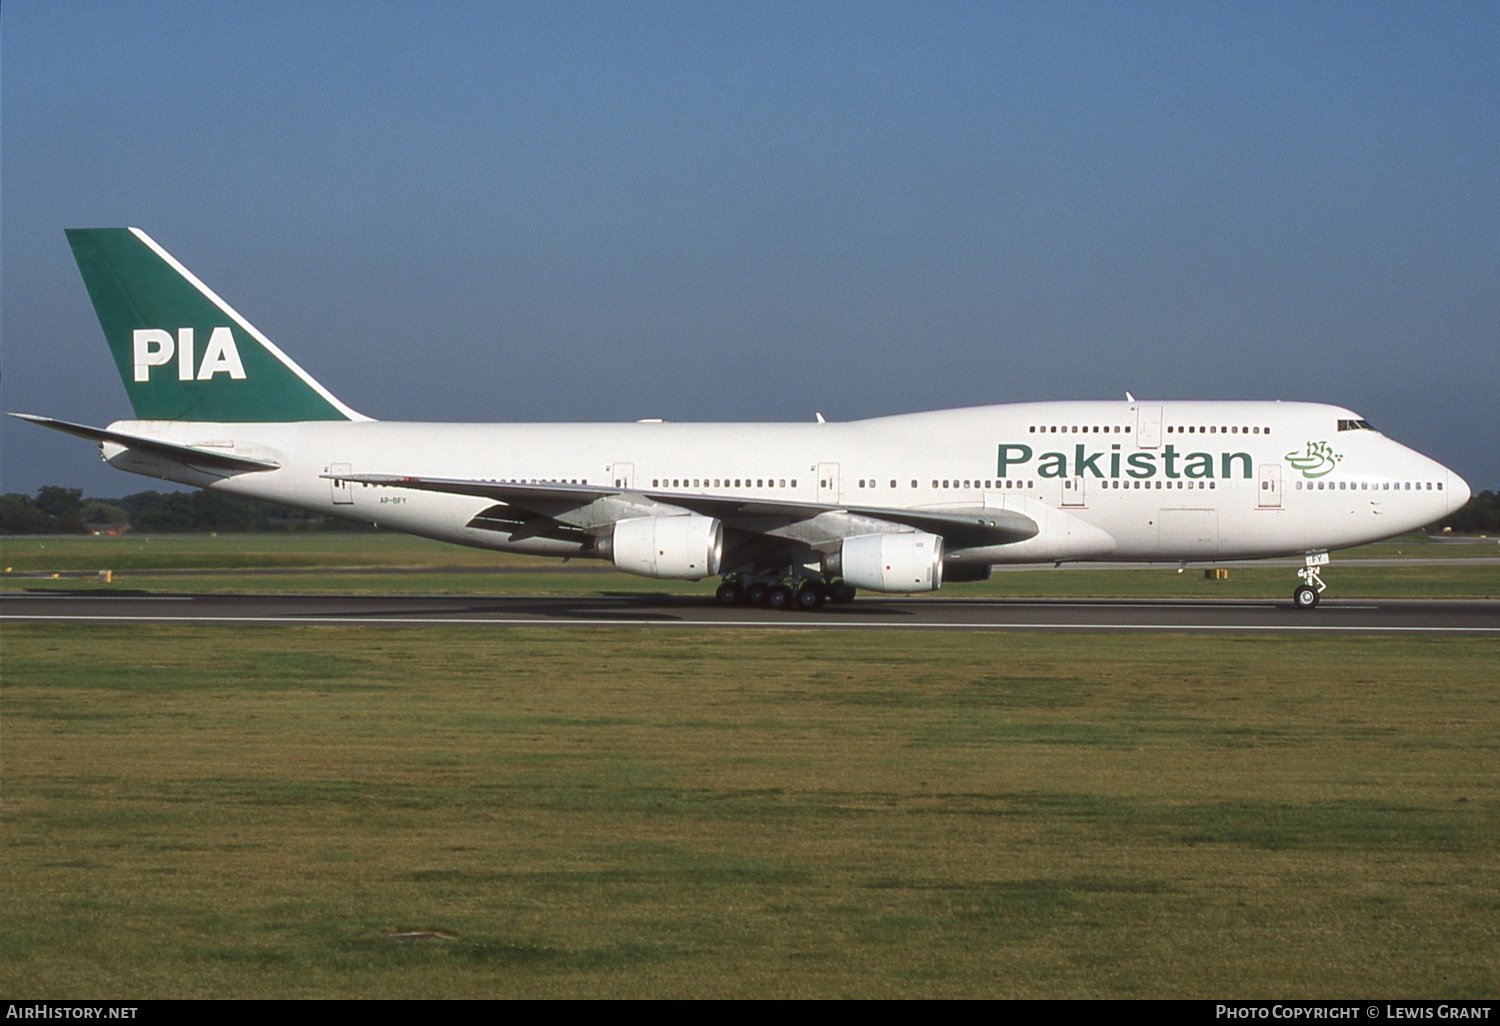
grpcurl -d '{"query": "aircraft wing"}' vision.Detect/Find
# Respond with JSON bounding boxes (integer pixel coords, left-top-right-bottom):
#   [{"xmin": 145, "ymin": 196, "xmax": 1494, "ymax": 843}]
[
  {"xmin": 9, "ymin": 413, "xmax": 281, "ymax": 472},
  {"xmin": 328, "ymin": 473, "xmax": 1038, "ymax": 548}
]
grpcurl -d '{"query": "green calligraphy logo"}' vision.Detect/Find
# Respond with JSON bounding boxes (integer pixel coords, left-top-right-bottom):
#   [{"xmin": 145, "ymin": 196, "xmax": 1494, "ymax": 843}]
[{"xmin": 1285, "ymin": 440, "xmax": 1342, "ymax": 478}]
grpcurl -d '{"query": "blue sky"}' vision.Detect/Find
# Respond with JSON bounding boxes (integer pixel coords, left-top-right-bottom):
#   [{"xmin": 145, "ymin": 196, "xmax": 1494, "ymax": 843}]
[{"xmin": 4, "ymin": 1, "xmax": 1497, "ymax": 496}]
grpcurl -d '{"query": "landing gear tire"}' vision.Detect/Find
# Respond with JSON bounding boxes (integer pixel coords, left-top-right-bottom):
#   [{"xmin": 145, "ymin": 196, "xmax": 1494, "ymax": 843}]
[
  {"xmin": 795, "ymin": 584, "xmax": 824, "ymax": 611},
  {"xmin": 827, "ymin": 581, "xmax": 857, "ymax": 603},
  {"xmin": 768, "ymin": 584, "xmax": 794, "ymax": 611},
  {"xmin": 715, "ymin": 581, "xmax": 743, "ymax": 606},
  {"xmin": 1293, "ymin": 584, "xmax": 1320, "ymax": 610},
  {"xmin": 744, "ymin": 582, "xmax": 770, "ymax": 607}
]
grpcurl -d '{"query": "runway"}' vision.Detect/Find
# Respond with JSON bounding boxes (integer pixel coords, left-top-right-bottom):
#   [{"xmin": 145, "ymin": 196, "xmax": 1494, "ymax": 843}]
[{"xmin": 4, "ymin": 591, "xmax": 1498, "ymax": 633}]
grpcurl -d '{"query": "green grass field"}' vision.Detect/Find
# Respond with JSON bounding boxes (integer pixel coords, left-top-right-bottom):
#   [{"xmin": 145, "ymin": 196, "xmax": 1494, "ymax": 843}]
[
  {"xmin": 4, "ymin": 534, "xmax": 1497, "ymax": 996},
  {"xmin": 3, "ymin": 624, "xmax": 1497, "ymax": 998}
]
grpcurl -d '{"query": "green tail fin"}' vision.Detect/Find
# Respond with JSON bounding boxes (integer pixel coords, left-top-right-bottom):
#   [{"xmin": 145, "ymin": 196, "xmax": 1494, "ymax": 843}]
[{"xmin": 66, "ymin": 228, "xmax": 367, "ymax": 422}]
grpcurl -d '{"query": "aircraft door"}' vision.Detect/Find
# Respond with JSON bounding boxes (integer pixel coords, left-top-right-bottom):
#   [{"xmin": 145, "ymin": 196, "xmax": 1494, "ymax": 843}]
[
  {"xmin": 610, "ymin": 463, "xmax": 635, "ymax": 489},
  {"xmin": 1137, "ymin": 406, "xmax": 1163, "ymax": 448},
  {"xmin": 1061, "ymin": 475, "xmax": 1085, "ymax": 507},
  {"xmin": 1258, "ymin": 463, "xmax": 1282, "ymax": 509},
  {"xmin": 817, "ymin": 463, "xmax": 840, "ymax": 504},
  {"xmin": 328, "ymin": 462, "xmax": 353, "ymax": 505}
]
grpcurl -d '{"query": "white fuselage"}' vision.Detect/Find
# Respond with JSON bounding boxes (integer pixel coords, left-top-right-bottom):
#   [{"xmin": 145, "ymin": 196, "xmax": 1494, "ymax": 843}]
[{"xmin": 102, "ymin": 399, "xmax": 1468, "ymax": 568}]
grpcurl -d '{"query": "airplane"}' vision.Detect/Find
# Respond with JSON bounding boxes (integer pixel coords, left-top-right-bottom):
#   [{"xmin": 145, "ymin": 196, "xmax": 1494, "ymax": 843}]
[{"xmin": 12, "ymin": 228, "xmax": 1472, "ymax": 611}]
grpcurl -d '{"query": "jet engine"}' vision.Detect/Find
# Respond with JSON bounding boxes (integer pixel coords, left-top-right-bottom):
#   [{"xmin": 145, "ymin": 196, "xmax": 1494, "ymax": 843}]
[
  {"xmin": 825, "ymin": 531, "xmax": 944, "ymax": 593},
  {"xmin": 605, "ymin": 515, "xmax": 724, "ymax": 580}
]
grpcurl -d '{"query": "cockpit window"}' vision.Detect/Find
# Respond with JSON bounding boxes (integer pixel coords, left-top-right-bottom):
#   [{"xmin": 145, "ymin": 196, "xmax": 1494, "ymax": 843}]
[{"xmin": 1337, "ymin": 419, "xmax": 1377, "ymax": 432}]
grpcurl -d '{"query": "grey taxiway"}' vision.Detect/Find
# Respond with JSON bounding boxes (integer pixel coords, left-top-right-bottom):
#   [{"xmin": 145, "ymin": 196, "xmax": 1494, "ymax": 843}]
[{"xmin": 3, "ymin": 591, "xmax": 1497, "ymax": 633}]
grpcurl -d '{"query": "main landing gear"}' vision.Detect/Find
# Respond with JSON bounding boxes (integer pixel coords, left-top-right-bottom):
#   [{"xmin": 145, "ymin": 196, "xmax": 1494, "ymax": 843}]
[
  {"xmin": 1293, "ymin": 552, "xmax": 1329, "ymax": 610},
  {"xmin": 715, "ymin": 572, "xmax": 856, "ymax": 612}
]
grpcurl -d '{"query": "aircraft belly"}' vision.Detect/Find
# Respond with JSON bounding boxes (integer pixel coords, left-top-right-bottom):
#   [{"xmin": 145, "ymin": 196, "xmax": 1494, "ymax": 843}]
[{"xmin": 1156, "ymin": 508, "xmax": 1219, "ymax": 557}]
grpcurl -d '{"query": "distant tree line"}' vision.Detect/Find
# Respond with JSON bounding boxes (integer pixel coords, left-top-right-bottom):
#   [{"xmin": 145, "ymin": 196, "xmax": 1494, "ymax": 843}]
[
  {"xmin": 1438, "ymin": 490, "xmax": 1500, "ymax": 534},
  {"xmin": 0, "ymin": 487, "xmax": 374, "ymax": 534},
  {"xmin": 2, "ymin": 484, "xmax": 1496, "ymax": 535}
]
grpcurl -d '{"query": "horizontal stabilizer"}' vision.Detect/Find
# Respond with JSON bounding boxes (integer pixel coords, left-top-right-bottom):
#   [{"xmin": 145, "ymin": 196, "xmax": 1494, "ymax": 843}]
[{"xmin": 9, "ymin": 413, "xmax": 281, "ymax": 472}]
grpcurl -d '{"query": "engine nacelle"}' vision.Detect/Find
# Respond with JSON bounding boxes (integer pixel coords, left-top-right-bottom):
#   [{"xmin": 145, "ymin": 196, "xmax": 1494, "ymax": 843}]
[
  {"xmin": 827, "ymin": 531, "xmax": 944, "ymax": 593},
  {"xmin": 606, "ymin": 515, "xmax": 724, "ymax": 580}
]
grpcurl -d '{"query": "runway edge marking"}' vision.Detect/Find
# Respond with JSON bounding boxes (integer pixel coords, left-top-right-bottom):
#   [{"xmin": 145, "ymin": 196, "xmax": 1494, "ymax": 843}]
[{"xmin": 3, "ymin": 613, "xmax": 1498, "ymax": 633}]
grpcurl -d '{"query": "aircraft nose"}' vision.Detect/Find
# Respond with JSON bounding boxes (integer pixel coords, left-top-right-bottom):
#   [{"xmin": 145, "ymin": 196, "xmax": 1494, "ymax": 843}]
[{"xmin": 1446, "ymin": 468, "xmax": 1471, "ymax": 514}]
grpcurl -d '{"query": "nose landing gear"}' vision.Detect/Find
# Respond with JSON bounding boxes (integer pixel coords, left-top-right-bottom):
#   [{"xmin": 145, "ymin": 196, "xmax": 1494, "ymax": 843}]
[{"xmin": 1293, "ymin": 552, "xmax": 1329, "ymax": 609}]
